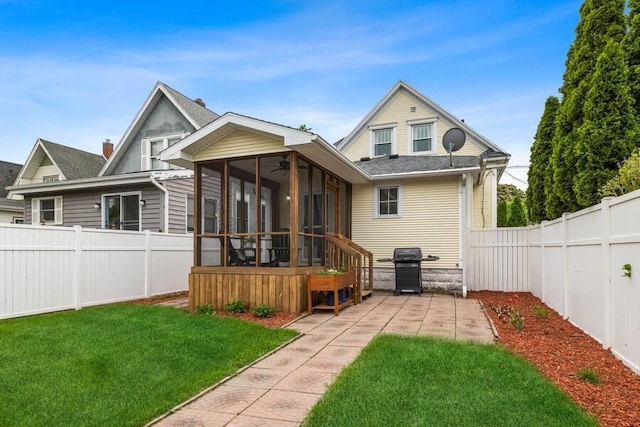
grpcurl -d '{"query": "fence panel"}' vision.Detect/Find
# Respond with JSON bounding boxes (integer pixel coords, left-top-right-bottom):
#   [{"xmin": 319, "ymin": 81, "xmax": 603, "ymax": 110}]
[
  {"xmin": 468, "ymin": 189, "xmax": 640, "ymax": 374},
  {"xmin": 0, "ymin": 224, "xmax": 191, "ymax": 319},
  {"xmin": 468, "ymin": 227, "xmax": 529, "ymax": 291}
]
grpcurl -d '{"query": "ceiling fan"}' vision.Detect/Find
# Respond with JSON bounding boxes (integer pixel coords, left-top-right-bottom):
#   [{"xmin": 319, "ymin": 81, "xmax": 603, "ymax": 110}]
[{"xmin": 270, "ymin": 154, "xmax": 307, "ymax": 173}]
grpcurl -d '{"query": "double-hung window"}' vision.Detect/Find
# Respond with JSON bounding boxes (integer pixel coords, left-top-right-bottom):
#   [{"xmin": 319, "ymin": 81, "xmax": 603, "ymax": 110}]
[
  {"xmin": 141, "ymin": 133, "xmax": 189, "ymax": 170},
  {"xmin": 370, "ymin": 125, "xmax": 395, "ymax": 157},
  {"xmin": 408, "ymin": 120, "xmax": 436, "ymax": 154},
  {"xmin": 186, "ymin": 195, "xmax": 217, "ymax": 233},
  {"xmin": 32, "ymin": 196, "xmax": 63, "ymax": 225},
  {"xmin": 375, "ymin": 185, "xmax": 401, "ymax": 218}
]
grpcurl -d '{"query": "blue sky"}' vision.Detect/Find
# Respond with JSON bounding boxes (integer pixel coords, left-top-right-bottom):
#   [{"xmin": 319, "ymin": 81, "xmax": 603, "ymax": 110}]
[{"xmin": 0, "ymin": 0, "xmax": 582, "ymax": 188}]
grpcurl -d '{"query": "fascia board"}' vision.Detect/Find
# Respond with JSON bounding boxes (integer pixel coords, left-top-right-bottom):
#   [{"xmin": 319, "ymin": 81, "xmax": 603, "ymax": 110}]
[{"xmin": 368, "ymin": 166, "xmax": 481, "ymax": 181}]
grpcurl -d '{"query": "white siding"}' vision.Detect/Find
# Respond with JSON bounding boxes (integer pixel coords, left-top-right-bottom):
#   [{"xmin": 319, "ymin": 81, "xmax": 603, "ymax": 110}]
[
  {"xmin": 352, "ymin": 176, "xmax": 459, "ymax": 268},
  {"xmin": 194, "ymin": 129, "xmax": 288, "ymax": 161},
  {"xmin": 342, "ymin": 89, "xmax": 485, "ymax": 161}
]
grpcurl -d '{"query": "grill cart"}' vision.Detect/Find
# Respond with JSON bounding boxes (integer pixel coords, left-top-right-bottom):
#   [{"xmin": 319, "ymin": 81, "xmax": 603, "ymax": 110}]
[{"xmin": 377, "ymin": 248, "xmax": 439, "ymax": 295}]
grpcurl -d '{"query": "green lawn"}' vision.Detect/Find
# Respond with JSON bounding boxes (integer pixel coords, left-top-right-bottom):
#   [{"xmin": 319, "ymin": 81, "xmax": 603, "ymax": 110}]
[
  {"xmin": 304, "ymin": 335, "xmax": 597, "ymax": 427},
  {"xmin": 0, "ymin": 304, "xmax": 298, "ymax": 426}
]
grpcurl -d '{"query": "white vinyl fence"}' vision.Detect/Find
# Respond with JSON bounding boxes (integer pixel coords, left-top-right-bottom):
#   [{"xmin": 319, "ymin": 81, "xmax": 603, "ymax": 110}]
[
  {"xmin": 0, "ymin": 224, "xmax": 192, "ymax": 320},
  {"xmin": 468, "ymin": 189, "xmax": 640, "ymax": 374}
]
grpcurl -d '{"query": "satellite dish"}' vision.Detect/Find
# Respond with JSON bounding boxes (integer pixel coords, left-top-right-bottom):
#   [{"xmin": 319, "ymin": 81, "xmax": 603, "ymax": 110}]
[{"xmin": 442, "ymin": 127, "xmax": 466, "ymax": 166}]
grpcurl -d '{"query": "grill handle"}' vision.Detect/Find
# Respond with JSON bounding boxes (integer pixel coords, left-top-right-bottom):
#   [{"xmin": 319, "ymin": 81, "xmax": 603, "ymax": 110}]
[
  {"xmin": 422, "ymin": 255, "xmax": 439, "ymax": 261},
  {"xmin": 376, "ymin": 258, "xmax": 393, "ymax": 263}
]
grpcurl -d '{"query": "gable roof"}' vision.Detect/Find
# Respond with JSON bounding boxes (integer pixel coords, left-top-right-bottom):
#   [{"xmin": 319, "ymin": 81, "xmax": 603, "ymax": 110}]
[
  {"xmin": 40, "ymin": 139, "xmax": 105, "ymax": 179},
  {"xmin": 336, "ymin": 80, "xmax": 509, "ymax": 156},
  {"xmin": 0, "ymin": 160, "xmax": 22, "ymax": 198},
  {"xmin": 161, "ymin": 112, "xmax": 370, "ymax": 184},
  {"xmin": 12, "ymin": 138, "xmax": 105, "ymax": 186},
  {"xmin": 100, "ymin": 81, "xmax": 219, "ymax": 176}
]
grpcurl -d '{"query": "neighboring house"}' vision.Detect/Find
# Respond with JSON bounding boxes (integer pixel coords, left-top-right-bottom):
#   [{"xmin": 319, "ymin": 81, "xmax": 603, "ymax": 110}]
[
  {"xmin": 160, "ymin": 80, "xmax": 509, "ymax": 313},
  {"xmin": 7, "ymin": 82, "xmax": 218, "ymax": 233},
  {"xmin": 0, "ymin": 160, "xmax": 24, "ymax": 223}
]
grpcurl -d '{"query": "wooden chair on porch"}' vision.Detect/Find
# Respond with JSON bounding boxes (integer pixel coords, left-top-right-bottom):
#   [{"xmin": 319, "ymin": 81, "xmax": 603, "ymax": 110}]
[
  {"xmin": 268, "ymin": 228, "xmax": 290, "ymax": 267},
  {"xmin": 219, "ymin": 236, "xmax": 256, "ymax": 266}
]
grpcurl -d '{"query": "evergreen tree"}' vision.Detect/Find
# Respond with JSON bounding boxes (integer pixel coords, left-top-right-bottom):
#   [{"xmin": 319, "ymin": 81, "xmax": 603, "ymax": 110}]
[
  {"xmin": 527, "ymin": 96, "xmax": 559, "ymax": 222},
  {"xmin": 507, "ymin": 196, "xmax": 528, "ymax": 227},
  {"xmin": 549, "ymin": 0, "xmax": 626, "ymax": 216},
  {"xmin": 625, "ymin": 0, "xmax": 640, "ymax": 111},
  {"xmin": 497, "ymin": 201, "xmax": 508, "ymax": 227},
  {"xmin": 498, "ymin": 184, "xmax": 525, "ymax": 205},
  {"xmin": 574, "ymin": 39, "xmax": 637, "ymax": 207}
]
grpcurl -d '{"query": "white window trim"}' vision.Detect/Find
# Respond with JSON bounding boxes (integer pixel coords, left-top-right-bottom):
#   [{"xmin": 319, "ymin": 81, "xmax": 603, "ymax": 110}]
[
  {"xmin": 141, "ymin": 132, "xmax": 190, "ymax": 171},
  {"xmin": 42, "ymin": 174, "xmax": 61, "ymax": 183},
  {"xmin": 101, "ymin": 191, "xmax": 142, "ymax": 231},
  {"xmin": 368, "ymin": 123, "xmax": 397, "ymax": 158},
  {"xmin": 32, "ymin": 196, "xmax": 63, "ymax": 225},
  {"xmin": 373, "ymin": 183, "xmax": 402, "ymax": 218},
  {"xmin": 407, "ymin": 118, "xmax": 437, "ymax": 155},
  {"xmin": 186, "ymin": 194, "xmax": 218, "ymax": 234}
]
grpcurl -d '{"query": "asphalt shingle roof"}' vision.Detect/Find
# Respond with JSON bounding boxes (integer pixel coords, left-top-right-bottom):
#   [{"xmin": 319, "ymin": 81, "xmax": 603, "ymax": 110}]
[
  {"xmin": 0, "ymin": 160, "xmax": 22, "ymax": 198},
  {"xmin": 40, "ymin": 140, "xmax": 106, "ymax": 180},
  {"xmin": 354, "ymin": 155, "xmax": 480, "ymax": 176},
  {"xmin": 161, "ymin": 83, "xmax": 219, "ymax": 128}
]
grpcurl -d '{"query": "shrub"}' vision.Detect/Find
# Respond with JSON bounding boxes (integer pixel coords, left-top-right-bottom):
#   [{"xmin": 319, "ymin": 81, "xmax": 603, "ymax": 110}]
[
  {"xmin": 225, "ymin": 300, "xmax": 247, "ymax": 314},
  {"xmin": 531, "ymin": 305, "xmax": 550, "ymax": 319},
  {"xmin": 195, "ymin": 304, "xmax": 215, "ymax": 315},
  {"xmin": 252, "ymin": 304, "xmax": 277, "ymax": 318},
  {"xmin": 576, "ymin": 367, "xmax": 602, "ymax": 385}
]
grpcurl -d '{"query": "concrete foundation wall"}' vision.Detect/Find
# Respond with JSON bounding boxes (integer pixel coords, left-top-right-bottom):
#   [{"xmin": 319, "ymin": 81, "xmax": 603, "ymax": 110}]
[{"xmin": 373, "ymin": 267, "xmax": 462, "ymax": 293}]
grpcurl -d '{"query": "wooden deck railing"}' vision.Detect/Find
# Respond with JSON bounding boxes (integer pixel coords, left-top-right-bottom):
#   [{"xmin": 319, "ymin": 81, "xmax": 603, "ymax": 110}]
[{"xmin": 325, "ymin": 234, "xmax": 374, "ymax": 302}]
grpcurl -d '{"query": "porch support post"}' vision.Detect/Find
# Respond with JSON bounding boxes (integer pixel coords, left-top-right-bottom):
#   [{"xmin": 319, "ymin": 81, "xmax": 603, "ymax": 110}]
[{"xmin": 290, "ymin": 152, "xmax": 299, "ymax": 267}]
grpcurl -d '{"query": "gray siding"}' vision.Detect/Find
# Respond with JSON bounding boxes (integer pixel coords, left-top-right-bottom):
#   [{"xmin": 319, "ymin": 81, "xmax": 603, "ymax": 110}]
[
  {"xmin": 111, "ymin": 97, "xmax": 197, "ymax": 175},
  {"xmin": 164, "ymin": 177, "xmax": 193, "ymax": 234},
  {"xmin": 24, "ymin": 184, "xmax": 163, "ymax": 231}
]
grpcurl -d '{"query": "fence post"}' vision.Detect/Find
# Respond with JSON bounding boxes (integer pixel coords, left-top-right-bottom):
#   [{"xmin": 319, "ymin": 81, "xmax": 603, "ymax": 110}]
[
  {"xmin": 562, "ymin": 213, "xmax": 569, "ymax": 318},
  {"xmin": 540, "ymin": 221, "xmax": 547, "ymax": 301},
  {"xmin": 601, "ymin": 197, "xmax": 613, "ymax": 348},
  {"xmin": 73, "ymin": 226, "xmax": 82, "ymax": 310},
  {"xmin": 144, "ymin": 230, "xmax": 151, "ymax": 298}
]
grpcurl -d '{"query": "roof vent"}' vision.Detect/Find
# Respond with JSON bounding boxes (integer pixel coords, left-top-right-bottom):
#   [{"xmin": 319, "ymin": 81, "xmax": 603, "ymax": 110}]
[
  {"xmin": 389, "ymin": 154, "xmax": 399, "ymax": 159},
  {"xmin": 194, "ymin": 98, "xmax": 206, "ymax": 107},
  {"xmin": 360, "ymin": 156, "xmax": 371, "ymax": 162}
]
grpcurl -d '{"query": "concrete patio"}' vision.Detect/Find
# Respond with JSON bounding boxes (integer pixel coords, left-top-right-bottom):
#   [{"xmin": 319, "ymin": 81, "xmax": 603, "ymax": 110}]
[{"xmin": 151, "ymin": 292, "xmax": 496, "ymax": 427}]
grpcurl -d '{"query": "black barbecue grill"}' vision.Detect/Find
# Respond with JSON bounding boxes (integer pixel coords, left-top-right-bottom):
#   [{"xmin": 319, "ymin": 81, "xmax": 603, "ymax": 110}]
[{"xmin": 377, "ymin": 248, "xmax": 439, "ymax": 295}]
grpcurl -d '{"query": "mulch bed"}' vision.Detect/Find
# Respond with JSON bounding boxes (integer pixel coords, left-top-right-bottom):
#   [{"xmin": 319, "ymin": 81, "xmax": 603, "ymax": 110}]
[
  {"xmin": 470, "ymin": 291, "xmax": 640, "ymax": 427},
  {"xmin": 216, "ymin": 310, "xmax": 300, "ymax": 328}
]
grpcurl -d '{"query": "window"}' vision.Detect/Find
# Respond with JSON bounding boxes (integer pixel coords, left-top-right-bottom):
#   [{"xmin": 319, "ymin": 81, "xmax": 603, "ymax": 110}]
[
  {"xmin": 42, "ymin": 175, "xmax": 60, "ymax": 183},
  {"xmin": 141, "ymin": 133, "xmax": 188, "ymax": 170},
  {"xmin": 375, "ymin": 185, "xmax": 401, "ymax": 218},
  {"xmin": 186, "ymin": 195, "xmax": 217, "ymax": 233},
  {"xmin": 32, "ymin": 196, "xmax": 63, "ymax": 224},
  {"xmin": 408, "ymin": 120, "xmax": 436, "ymax": 154},
  {"xmin": 370, "ymin": 126, "xmax": 395, "ymax": 157},
  {"xmin": 12, "ymin": 216, "xmax": 24, "ymax": 224},
  {"xmin": 103, "ymin": 193, "xmax": 141, "ymax": 231}
]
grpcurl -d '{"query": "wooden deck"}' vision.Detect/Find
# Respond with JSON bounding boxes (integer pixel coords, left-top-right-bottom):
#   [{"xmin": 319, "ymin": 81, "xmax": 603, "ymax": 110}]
[{"xmin": 190, "ymin": 266, "xmax": 323, "ymax": 313}]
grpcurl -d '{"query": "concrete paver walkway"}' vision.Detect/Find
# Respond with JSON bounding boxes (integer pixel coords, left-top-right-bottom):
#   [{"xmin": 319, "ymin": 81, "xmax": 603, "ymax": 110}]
[{"xmin": 152, "ymin": 292, "xmax": 495, "ymax": 427}]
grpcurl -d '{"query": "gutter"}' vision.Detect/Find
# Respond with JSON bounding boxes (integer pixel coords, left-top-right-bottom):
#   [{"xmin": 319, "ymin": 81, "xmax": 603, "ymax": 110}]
[
  {"xmin": 7, "ymin": 172, "xmax": 155, "ymax": 196},
  {"xmin": 149, "ymin": 175, "xmax": 169, "ymax": 234}
]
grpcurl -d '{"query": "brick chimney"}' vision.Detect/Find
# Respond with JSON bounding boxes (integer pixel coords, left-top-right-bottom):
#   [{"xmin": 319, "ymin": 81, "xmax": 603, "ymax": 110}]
[{"xmin": 102, "ymin": 139, "xmax": 114, "ymax": 159}]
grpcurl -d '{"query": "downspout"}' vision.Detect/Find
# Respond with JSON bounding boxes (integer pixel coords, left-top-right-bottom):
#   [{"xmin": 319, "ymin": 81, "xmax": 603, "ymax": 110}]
[{"xmin": 150, "ymin": 175, "xmax": 169, "ymax": 233}]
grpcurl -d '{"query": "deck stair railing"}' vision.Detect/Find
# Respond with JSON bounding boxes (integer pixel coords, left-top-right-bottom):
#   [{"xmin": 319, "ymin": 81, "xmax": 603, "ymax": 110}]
[{"xmin": 325, "ymin": 234, "xmax": 374, "ymax": 302}]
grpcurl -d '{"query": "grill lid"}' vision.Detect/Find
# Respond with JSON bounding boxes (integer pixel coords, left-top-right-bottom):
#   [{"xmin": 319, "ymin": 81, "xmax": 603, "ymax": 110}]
[{"xmin": 393, "ymin": 247, "xmax": 423, "ymax": 261}]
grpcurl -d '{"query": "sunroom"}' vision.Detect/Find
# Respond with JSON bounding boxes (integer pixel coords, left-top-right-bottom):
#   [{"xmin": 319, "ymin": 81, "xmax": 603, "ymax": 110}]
[{"xmin": 161, "ymin": 113, "xmax": 373, "ymax": 313}]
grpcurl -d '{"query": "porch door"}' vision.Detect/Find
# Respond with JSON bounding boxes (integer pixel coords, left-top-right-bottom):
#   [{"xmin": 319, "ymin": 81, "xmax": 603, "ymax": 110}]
[{"xmin": 326, "ymin": 184, "xmax": 339, "ymax": 234}]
